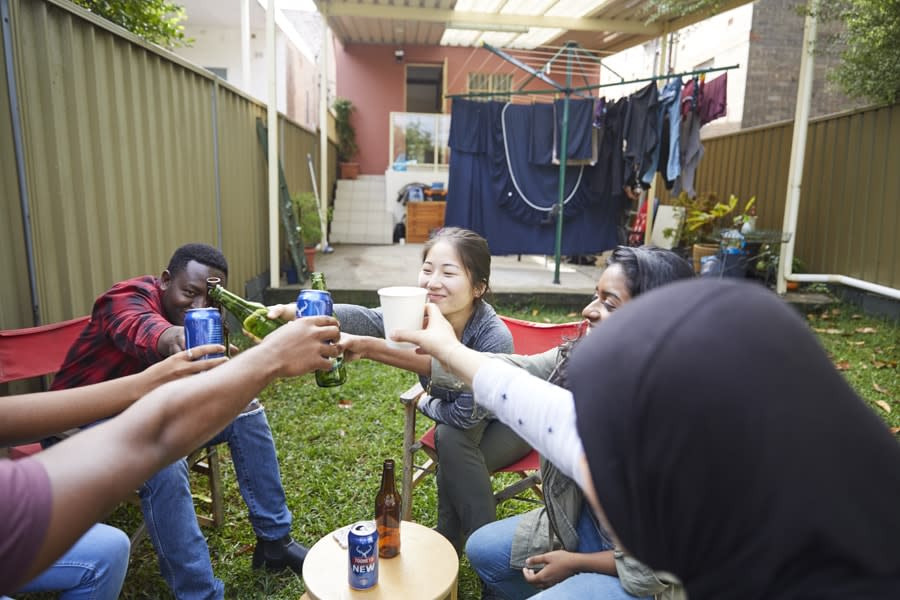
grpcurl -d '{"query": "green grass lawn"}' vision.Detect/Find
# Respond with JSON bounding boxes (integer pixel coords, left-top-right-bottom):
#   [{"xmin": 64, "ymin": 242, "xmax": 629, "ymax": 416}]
[{"xmin": 20, "ymin": 299, "xmax": 898, "ymax": 600}]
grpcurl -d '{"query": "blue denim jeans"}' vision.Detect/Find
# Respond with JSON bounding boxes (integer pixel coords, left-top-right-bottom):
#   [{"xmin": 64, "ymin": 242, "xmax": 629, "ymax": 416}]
[
  {"xmin": 466, "ymin": 509, "xmax": 649, "ymax": 600},
  {"xmin": 13, "ymin": 523, "xmax": 130, "ymax": 600},
  {"xmin": 140, "ymin": 402, "xmax": 292, "ymax": 600}
]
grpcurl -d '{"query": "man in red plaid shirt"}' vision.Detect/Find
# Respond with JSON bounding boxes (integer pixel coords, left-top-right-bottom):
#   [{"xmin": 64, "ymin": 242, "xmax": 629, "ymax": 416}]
[{"xmin": 50, "ymin": 243, "xmax": 307, "ymax": 599}]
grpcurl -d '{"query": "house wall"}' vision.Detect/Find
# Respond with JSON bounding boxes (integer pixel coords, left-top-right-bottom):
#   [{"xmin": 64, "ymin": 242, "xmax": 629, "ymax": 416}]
[
  {"xmin": 742, "ymin": 0, "xmax": 867, "ymax": 127},
  {"xmin": 175, "ymin": 25, "xmax": 320, "ymax": 130},
  {"xmin": 334, "ymin": 43, "xmax": 558, "ymax": 175}
]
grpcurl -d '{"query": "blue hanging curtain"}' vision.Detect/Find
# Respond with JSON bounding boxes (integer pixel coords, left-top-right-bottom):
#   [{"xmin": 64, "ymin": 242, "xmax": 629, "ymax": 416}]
[{"xmin": 445, "ymin": 99, "xmax": 620, "ymax": 256}]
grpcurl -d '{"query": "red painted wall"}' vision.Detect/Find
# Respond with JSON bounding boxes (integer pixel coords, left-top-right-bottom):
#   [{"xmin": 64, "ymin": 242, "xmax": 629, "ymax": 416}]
[{"xmin": 334, "ymin": 42, "xmax": 561, "ymax": 175}]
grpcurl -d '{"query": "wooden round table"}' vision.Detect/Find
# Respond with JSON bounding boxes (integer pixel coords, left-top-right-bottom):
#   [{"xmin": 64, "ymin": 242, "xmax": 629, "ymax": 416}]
[{"xmin": 301, "ymin": 521, "xmax": 458, "ymax": 600}]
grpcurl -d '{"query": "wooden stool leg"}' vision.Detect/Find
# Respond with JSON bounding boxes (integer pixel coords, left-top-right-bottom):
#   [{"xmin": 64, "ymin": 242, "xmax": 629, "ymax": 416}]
[{"xmin": 207, "ymin": 446, "xmax": 224, "ymax": 527}]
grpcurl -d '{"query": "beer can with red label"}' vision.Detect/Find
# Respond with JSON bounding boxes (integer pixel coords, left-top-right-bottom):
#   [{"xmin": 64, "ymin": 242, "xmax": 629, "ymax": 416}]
[{"xmin": 347, "ymin": 521, "xmax": 378, "ymax": 589}]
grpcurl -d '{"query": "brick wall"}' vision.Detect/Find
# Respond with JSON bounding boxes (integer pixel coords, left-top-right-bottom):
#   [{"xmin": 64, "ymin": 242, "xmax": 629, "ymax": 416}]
[{"xmin": 743, "ymin": 0, "xmax": 866, "ymax": 128}]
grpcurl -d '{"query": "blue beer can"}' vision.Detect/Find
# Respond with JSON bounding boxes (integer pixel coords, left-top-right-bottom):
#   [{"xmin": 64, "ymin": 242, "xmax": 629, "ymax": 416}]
[
  {"xmin": 348, "ymin": 521, "xmax": 379, "ymax": 590},
  {"xmin": 296, "ymin": 289, "xmax": 334, "ymax": 317},
  {"xmin": 184, "ymin": 308, "xmax": 225, "ymax": 359}
]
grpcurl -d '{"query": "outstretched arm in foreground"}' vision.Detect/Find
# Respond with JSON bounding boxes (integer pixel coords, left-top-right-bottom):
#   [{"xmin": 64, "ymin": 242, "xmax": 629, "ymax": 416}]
[
  {"xmin": 0, "ymin": 344, "xmax": 227, "ymax": 446},
  {"xmin": 25, "ymin": 316, "xmax": 340, "ymax": 583},
  {"xmin": 339, "ymin": 332, "xmax": 432, "ymax": 375},
  {"xmin": 392, "ymin": 304, "xmax": 586, "ymax": 485}
]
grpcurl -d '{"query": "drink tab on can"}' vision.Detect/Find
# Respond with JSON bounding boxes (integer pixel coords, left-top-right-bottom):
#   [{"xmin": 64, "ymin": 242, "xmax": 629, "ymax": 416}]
[
  {"xmin": 184, "ymin": 308, "xmax": 225, "ymax": 359},
  {"xmin": 347, "ymin": 520, "xmax": 378, "ymax": 590},
  {"xmin": 296, "ymin": 289, "xmax": 334, "ymax": 318}
]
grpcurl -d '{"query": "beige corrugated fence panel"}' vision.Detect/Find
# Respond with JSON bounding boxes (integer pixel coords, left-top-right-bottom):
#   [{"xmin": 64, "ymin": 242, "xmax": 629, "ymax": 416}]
[
  {"xmin": 1, "ymin": 0, "xmax": 329, "ymax": 330},
  {"xmin": 660, "ymin": 103, "xmax": 900, "ymax": 290}
]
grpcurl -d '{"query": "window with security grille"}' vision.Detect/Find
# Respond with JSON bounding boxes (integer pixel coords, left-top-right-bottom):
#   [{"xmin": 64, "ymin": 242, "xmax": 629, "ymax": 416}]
[{"xmin": 467, "ymin": 73, "xmax": 512, "ymax": 101}]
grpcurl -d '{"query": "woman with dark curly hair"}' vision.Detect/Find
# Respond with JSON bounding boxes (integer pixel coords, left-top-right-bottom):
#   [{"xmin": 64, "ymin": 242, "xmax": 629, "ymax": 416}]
[{"xmin": 457, "ymin": 246, "xmax": 694, "ymax": 600}]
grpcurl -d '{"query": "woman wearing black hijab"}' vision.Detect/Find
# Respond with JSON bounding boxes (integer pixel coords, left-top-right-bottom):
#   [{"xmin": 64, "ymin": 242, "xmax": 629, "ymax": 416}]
[
  {"xmin": 392, "ymin": 278, "xmax": 900, "ymax": 600},
  {"xmin": 568, "ymin": 278, "xmax": 900, "ymax": 599}
]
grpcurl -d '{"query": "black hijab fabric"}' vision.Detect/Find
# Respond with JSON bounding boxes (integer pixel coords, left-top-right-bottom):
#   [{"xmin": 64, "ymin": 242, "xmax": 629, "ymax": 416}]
[{"xmin": 570, "ymin": 279, "xmax": 900, "ymax": 599}]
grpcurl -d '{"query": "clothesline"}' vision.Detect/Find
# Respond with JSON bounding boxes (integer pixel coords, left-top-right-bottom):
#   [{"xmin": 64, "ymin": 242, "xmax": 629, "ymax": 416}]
[{"xmin": 446, "ymin": 63, "xmax": 739, "ymax": 100}]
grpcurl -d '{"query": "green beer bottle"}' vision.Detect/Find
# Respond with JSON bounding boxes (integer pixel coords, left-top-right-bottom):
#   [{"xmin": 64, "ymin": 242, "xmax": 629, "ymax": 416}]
[
  {"xmin": 310, "ymin": 272, "xmax": 347, "ymax": 388},
  {"xmin": 206, "ymin": 278, "xmax": 287, "ymax": 339}
]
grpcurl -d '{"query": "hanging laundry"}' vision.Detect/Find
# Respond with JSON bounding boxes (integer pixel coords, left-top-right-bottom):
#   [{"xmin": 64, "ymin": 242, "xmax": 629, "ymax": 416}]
[
  {"xmin": 593, "ymin": 97, "xmax": 607, "ymax": 129},
  {"xmin": 622, "ymin": 82, "xmax": 660, "ymax": 192},
  {"xmin": 673, "ymin": 107, "xmax": 703, "ymax": 197},
  {"xmin": 641, "ymin": 77, "xmax": 683, "ymax": 187},
  {"xmin": 681, "ymin": 76, "xmax": 703, "ymax": 119},
  {"xmin": 448, "ymin": 98, "xmax": 489, "ymax": 153},
  {"xmin": 589, "ymin": 96, "xmax": 628, "ymax": 212},
  {"xmin": 552, "ymin": 97, "xmax": 597, "ymax": 165},
  {"xmin": 529, "ymin": 102, "xmax": 555, "ymax": 166},
  {"xmin": 699, "ymin": 72, "xmax": 727, "ymax": 125}
]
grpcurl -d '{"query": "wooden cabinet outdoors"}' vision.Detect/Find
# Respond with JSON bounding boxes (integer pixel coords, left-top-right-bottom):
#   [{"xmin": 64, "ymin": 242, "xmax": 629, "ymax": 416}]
[{"xmin": 407, "ymin": 201, "xmax": 446, "ymax": 243}]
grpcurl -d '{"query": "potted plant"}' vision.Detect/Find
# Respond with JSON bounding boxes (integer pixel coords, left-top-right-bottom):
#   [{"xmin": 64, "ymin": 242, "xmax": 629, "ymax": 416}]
[
  {"xmin": 333, "ymin": 97, "xmax": 359, "ymax": 180},
  {"xmin": 664, "ymin": 192, "xmax": 755, "ymax": 273},
  {"xmin": 293, "ymin": 191, "xmax": 322, "ymax": 271}
]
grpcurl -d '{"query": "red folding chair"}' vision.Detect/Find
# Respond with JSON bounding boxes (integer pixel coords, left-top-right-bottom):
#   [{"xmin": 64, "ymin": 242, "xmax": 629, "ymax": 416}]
[
  {"xmin": 0, "ymin": 316, "xmax": 91, "ymax": 458},
  {"xmin": 0, "ymin": 316, "xmax": 224, "ymax": 547},
  {"xmin": 399, "ymin": 315, "xmax": 582, "ymax": 520}
]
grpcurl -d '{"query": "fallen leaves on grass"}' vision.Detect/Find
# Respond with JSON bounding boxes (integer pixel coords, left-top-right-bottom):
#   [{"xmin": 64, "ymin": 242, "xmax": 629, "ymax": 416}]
[
  {"xmin": 873, "ymin": 383, "xmax": 889, "ymax": 395},
  {"xmin": 813, "ymin": 327, "xmax": 845, "ymax": 335},
  {"xmin": 848, "ymin": 340, "xmax": 866, "ymax": 346},
  {"xmin": 872, "ymin": 360, "xmax": 898, "ymax": 369},
  {"xmin": 875, "ymin": 400, "xmax": 892, "ymax": 413},
  {"xmin": 891, "ymin": 427, "xmax": 900, "ymax": 435},
  {"xmin": 834, "ymin": 360, "xmax": 852, "ymax": 371},
  {"xmin": 337, "ymin": 399, "xmax": 353, "ymax": 409},
  {"xmin": 855, "ymin": 327, "xmax": 878, "ymax": 334}
]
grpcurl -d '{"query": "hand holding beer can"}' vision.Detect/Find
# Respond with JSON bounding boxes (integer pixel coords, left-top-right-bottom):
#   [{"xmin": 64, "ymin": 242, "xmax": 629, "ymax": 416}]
[{"xmin": 184, "ymin": 308, "xmax": 226, "ymax": 359}]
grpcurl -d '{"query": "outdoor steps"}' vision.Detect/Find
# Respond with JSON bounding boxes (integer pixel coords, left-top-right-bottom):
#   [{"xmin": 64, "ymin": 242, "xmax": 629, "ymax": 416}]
[{"xmin": 329, "ymin": 176, "xmax": 393, "ymax": 245}]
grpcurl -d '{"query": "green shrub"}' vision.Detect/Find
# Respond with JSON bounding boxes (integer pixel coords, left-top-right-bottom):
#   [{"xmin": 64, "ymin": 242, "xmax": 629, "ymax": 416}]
[{"xmin": 293, "ymin": 191, "xmax": 322, "ymax": 248}]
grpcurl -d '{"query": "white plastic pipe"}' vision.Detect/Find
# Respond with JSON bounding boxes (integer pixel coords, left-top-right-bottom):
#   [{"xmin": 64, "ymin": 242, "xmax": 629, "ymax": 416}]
[
  {"xmin": 319, "ymin": 17, "xmax": 330, "ymax": 250},
  {"xmin": 267, "ymin": 0, "xmax": 279, "ymax": 288},
  {"xmin": 777, "ymin": 0, "xmax": 900, "ymax": 302},
  {"xmin": 241, "ymin": 0, "xmax": 250, "ymax": 92}
]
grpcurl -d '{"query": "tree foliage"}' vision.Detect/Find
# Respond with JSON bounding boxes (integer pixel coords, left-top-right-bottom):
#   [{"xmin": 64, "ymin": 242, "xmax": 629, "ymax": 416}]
[
  {"xmin": 816, "ymin": 0, "xmax": 900, "ymax": 105},
  {"xmin": 71, "ymin": 0, "xmax": 190, "ymax": 48}
]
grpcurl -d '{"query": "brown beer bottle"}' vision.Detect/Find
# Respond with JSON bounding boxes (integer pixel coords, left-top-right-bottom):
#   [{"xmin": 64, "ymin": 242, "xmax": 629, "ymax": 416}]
[{"xmin": 375, "ymin": 459, "xmax": 401, "ymax": 558}]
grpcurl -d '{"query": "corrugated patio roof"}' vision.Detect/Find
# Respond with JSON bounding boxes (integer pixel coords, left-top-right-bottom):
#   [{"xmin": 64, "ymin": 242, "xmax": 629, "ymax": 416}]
[{"xmin": 313, "ymin": 0, "xmax": 754, "ymax": 53}]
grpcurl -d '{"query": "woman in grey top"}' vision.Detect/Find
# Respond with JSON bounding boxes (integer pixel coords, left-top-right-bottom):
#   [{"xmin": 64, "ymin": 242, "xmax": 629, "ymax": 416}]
[{"xmin": 335, "ymin": 228, "xmax": 520, "ymax": 553}]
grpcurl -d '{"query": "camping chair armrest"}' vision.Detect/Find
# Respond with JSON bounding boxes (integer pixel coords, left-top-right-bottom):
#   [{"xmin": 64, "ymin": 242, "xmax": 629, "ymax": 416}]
[
  {"xmin": 400, "ymin": 382, "xmax": 426, "ymax": 521},
  {"xmin": 400, "ymin": 382, "xmax": 425, "ymax": 406}
]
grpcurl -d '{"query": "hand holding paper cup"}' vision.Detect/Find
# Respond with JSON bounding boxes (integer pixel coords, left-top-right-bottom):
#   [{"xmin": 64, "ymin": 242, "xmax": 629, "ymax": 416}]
[{"xmin": 378, "ymin": 286, "xmax": 428, "ymax": 348}]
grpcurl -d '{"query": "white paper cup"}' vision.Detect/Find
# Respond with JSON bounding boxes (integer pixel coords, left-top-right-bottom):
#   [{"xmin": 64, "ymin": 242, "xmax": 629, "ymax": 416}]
[{"xmin": 378, "ymin": 286, "xmax": 428, "ymax": 349}]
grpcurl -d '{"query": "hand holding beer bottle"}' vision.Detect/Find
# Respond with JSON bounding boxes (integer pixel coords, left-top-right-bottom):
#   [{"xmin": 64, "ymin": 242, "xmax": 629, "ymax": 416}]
[
  {"xmin": 206, "ymin": 278, "xmax": 287, "ymax": 340},
  {"xmin": 296, "ymin": 272, "xmax": 347, "ymax": 387},
  {"xmin": 375, "ymin": 459, "xmax": 401, "ymax": 558}
]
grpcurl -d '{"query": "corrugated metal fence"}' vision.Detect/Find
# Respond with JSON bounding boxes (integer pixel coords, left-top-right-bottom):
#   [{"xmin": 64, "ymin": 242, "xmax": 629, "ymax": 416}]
[
  {"xmin": 1, "ymin": 0, "xmax": 334, "ymax": 329},
  {"xmin": 660, "ymin": 104, "xmax": 900, "ymax": 290}
]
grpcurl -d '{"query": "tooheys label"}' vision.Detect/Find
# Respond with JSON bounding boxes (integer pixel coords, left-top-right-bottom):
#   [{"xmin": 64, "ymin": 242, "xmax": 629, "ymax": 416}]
[{"xmin": 351, "ymin": 545, "xmax": 376, "ymax": 573}]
